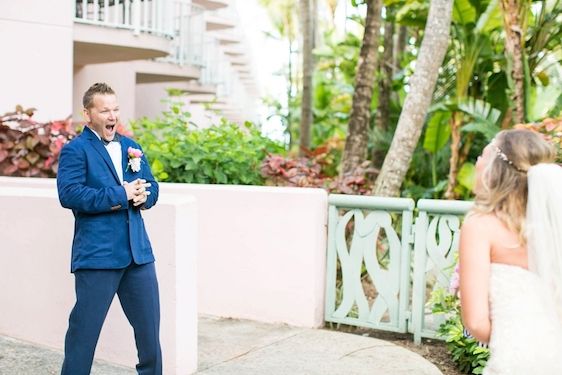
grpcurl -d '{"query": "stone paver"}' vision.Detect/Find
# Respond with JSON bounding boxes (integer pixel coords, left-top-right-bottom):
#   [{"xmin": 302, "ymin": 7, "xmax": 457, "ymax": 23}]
[
  {"xmin": 197, "ymin": 316, "xmax": 441, "ymax": 375},
  {"xmin": 0, "ymin": 335, "xmax": 134, "ymax": 375},
  {"xmin": 0, "ymin": 316, "xmax": 442, "ymax": 375}
]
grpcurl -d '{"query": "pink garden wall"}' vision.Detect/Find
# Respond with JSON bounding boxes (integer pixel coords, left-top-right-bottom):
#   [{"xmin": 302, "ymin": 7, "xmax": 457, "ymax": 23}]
[{"xmin": 0, "ymin": 177, "xmax": 328, "ymax": 372}]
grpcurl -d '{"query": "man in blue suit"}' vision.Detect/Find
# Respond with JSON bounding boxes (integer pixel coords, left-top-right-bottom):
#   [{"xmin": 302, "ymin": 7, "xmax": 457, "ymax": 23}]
[{"xmin": 57, "ymin": 82, "xmax": 162, "ymax": 374}]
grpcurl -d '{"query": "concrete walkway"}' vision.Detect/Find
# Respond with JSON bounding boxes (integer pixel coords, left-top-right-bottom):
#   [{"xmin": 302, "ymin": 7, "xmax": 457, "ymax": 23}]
[{"xmin": 0, "ymin": 316, "xmax": 442, "ymax": 375}]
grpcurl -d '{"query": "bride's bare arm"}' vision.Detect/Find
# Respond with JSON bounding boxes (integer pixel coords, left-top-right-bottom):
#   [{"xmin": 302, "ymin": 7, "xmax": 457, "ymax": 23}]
[{"xmin": 459, "ymin": 215, "xmax": 492, "ymax": 343}]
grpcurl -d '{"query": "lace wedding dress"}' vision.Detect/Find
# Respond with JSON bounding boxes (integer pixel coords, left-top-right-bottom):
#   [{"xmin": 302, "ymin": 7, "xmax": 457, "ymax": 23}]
[{"xmin": 483, "ymin": 263, "xmax": 562, "ymax": 374}]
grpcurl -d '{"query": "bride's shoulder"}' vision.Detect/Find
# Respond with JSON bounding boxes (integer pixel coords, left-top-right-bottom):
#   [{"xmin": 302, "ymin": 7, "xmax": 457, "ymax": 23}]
[{"xmin": 461, "ymin": 212, "xmax": 502, "ymax": 234}]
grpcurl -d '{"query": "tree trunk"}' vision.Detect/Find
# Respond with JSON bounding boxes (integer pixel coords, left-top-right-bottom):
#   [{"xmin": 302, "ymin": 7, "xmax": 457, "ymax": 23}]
[
  {"xmin": 501, "ymin": 108, "xmax": 513, "ymax": 129},
  {"xmin": 393, "ymin": 25, "xmax": 408, "ymax": 78},
  {"xmin": 500, "ymin": 0, "xmax": 526, "ymax": 124},
  {"xmin": 377, "ymin": 16, "xmax": 394, "ymax": 132},
  {"xmin": 312, "ymin": 0, "xmax": 318, "ymax": 48},
  {"xmin": 287, "ymin": 39, "xmax": 295, "ymax": 148},
  {"xmin": 373, "ymin": 0, "xmax": 453, "ymax": 197},
  {"xmin": 372, "ymin": 14, "xmax": 394, "ymax": 167},
  {"xmin": 341, "ymin": 0, "xmax": 382, "ymax": 175},
  {"xmin": 444, "ymin": 112, "xmax": 461, "ymax": 199},
  {"xmin": 458, "ymin": 133, "xmax": 475, "ymax": 169},
  {"xmin": 391, "ymin": 25, "xmax": 407, "ymax": 104},
  {"xmin": 299, "ymin": 0, "xmax": 314, "ymax": 154}
]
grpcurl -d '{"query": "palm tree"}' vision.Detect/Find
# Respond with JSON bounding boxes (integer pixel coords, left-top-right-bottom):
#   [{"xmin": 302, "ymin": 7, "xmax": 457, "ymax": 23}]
[
  {"xmin": 500, "ymin": 0, "xmax": 530, "ymax": 124},
  {"xmin": 392, "ymin": 25, "xmax": 408, "ymax": 78},
  {"xmin": 443, "ymin": 0, "xmax": 501, "ymax": 198},
  {"xmin": 341, "ymin": 0, "xmax": 383, "ymax": 176},
  {"xmin": 377, "ymin": 8, "xmax": 395, "ymax": 134},
  {"xmin": 373, "ymin": 0, "xmax": 454, "ymax": 197},
  {"xmin": 299, "ymin": 0, "xmax": 315, "ymax": 154}
]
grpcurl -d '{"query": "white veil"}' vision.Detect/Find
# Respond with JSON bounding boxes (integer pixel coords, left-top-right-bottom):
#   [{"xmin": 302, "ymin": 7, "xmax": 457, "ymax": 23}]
[{"xmin": 526, "ymin": 163, "xmax": 562, "ymax": 313}]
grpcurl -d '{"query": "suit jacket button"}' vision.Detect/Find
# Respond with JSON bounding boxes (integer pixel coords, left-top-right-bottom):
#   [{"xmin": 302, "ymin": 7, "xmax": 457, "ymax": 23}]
[{"xmin": 111, "ymin": 204, "xmax": 122, "ymax": 211}]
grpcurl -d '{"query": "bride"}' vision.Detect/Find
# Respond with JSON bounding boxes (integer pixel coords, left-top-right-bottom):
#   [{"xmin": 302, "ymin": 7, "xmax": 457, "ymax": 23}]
[{"xmin": 459, "ymin": 129, "xmax": 562, "ymax": 374}]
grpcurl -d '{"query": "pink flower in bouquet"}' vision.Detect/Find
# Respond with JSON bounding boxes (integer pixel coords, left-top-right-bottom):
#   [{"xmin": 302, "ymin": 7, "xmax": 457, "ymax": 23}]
[
  {"xmin": 127, "ymin": 147, "xmax": 143, "ymax": 172},
  {"xmin": 128, "ymin": 147, "xmax": 143, "ymax": 158},
  {"xmin": 449, "ymin": 262, "xmax": 460, "ymax": 295}
]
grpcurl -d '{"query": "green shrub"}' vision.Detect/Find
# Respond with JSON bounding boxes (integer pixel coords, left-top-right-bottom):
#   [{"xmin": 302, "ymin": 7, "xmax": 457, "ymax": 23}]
[
  {"xmin": 430, "ymin": 288, "xmax": 490, "ymax": 374},
  {"xmin": 131, "ymin": 102, "xmax": 284, "ymax": 185}
]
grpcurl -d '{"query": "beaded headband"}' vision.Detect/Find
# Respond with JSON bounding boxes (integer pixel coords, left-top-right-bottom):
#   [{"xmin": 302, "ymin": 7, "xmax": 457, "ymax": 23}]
[{"xmin": 490, "ymin": 139, "xmax": 525, "ymax": 173}]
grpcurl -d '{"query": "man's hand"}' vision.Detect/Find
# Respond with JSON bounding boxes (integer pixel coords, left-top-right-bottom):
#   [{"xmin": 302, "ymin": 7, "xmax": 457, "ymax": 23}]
[
  {"xmin": 123, "ymin": 179, "xmax": 142, "ymax": 200},
  {"xmin": 132, "ymin": 188, "xmax": 151, "ymax": 207},
  {"xmin": 123, "ymin": 179, "xmax": 151, "ymax": 205}
]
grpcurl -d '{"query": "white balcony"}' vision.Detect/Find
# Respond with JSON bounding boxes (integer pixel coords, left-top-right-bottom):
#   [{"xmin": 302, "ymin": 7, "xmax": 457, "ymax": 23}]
[
  {"xmin": 191, "ymin": 0, "xmax": 229, "ymax": 10},
  {"xmin": 134, "ymin": 60, "xmax": 200, "ymax": 83},
  {"xmin": 213, "ymin": 32, "xmax": 243, "ymax": 45},
  {"xmin": 229, "ymin": 56, "xmax": 249, "ymax": 66},
  {"xmin": 234, "ymin": 66, "xmax": 251, "ymax": 74},
  {"xmin": 204, "ymin": 6, "xmax": 236, "ymax": 30},
  {"xmin": 222, "ymin": 46, "xmax": 244, "ymax": 56},
  {"xmin": 73, "ymin": 0, "xmax": 173, "ymax": 64},
  {"xmin": 182, "ymin": 82, "xmax": 217, "ymax": 94},
  {"xmin": 187, "ymin": 94, "xmax": 225, "ymax": 104},
  {"xmin": 209, "ymin": 103, "xmax": 241, "ymax": 112}
]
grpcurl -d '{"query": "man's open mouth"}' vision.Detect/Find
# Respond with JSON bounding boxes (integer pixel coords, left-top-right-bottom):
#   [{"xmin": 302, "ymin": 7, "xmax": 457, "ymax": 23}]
[{"xmin": 105, "ymin": 124, "xmax": 115, "ymax": 131}]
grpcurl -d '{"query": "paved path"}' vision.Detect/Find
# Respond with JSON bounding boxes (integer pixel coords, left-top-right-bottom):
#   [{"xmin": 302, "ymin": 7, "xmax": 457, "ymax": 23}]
[{"xmin": 0, "ymin": 316, "xmax": 442, "ymax": 375}]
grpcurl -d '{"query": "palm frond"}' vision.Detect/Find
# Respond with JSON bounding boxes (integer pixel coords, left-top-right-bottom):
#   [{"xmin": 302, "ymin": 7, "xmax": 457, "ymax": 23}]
[{"xmin": 458, "ymin": 98, "xmax": 501, "ymax": 140}]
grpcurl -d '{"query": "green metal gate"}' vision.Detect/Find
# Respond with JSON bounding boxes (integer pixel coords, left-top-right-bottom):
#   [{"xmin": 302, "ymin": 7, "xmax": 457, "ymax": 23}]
[{"xmin": 325, "ymin": 194, "xmax": 472, "ymax": 343}]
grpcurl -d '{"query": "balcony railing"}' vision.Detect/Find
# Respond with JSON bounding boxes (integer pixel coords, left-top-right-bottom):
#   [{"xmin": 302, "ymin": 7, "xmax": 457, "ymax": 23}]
[
  {"xmin": 208, "ymin": 4, "xmax": 236, "ymax": 20},
  {"xmin": 162, "ymin": 1, "xmax": 205, "ymax": 67},
  {"xmin": 74, "ymin": 0, "xmax": 173, "ymax": 38},
  {"xmin": 200, "ymin": 35, "xmax": 222, "ymax": 86},
  {"xmin": 197, "ymin": 33, "xmax": 259, "ymax": 116}
]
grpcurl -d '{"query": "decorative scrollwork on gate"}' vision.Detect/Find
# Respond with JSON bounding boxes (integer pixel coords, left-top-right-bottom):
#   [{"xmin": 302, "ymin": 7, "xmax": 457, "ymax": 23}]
[
  {"xmin": 332, "ymin": 209, "xmax": 402, "ymax": 327},
  {"xmin": 325, "ymin": 195, "xmax": 471, "ymax": 341},
  {"xmin": 425, "ymin": 215, "xmax": 460, "ymax": 289}
]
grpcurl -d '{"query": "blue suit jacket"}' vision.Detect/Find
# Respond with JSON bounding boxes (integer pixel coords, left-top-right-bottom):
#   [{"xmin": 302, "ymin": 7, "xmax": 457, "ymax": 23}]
[{"xmin": 57, "ymin": 126, "xmax": 159, "ymax": 272}]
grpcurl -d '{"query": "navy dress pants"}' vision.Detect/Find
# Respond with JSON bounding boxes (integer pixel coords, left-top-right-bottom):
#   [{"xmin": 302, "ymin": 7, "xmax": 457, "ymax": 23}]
[{"xmin": 61, "ymin": 262, "xmax": 162, "ymax": 375}]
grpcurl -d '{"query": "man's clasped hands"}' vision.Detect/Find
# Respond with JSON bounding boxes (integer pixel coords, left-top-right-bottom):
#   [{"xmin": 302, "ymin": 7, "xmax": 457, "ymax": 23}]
[{"xmin": 123, "ymin": 179, "xmax": 151, "ymax": 207}]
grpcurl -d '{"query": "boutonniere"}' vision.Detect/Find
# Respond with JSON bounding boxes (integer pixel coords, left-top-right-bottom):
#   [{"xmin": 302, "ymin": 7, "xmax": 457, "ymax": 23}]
[{"xmin": 127, "ymin": 147, "xmax": 143, "ymax": 172}]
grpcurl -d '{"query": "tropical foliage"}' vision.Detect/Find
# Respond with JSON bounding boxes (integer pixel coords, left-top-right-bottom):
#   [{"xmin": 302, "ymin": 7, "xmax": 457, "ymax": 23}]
[
  {"xmin": 260, "ymin": 136, "xmax": 377, "ymax": 194},
  {"xmin": 261, "ymin": 0, "xmax": 562, "ymax": 200},
  {"xmin": 431, "ymin": 287, "xmax": 490, "ymax": 374},
  {"xmin": 131, "ymin": 101, "xmax": 283, "ymax": 185},
  {"xmin": 0, "ymin": 106, "xmax": 76, "ymax": 177}
]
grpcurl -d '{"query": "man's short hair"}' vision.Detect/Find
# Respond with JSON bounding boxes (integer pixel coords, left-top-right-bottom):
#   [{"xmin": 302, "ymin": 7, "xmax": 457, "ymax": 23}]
[{"xmin": 83, "ymin": 82, "xmax": 115, "ymax": 109}]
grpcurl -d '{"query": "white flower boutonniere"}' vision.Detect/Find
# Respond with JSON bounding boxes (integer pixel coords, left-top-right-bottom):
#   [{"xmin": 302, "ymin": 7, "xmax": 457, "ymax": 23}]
[{"xmin": 127, "ymin": 147, "xmax": 143, "ymax": 173}]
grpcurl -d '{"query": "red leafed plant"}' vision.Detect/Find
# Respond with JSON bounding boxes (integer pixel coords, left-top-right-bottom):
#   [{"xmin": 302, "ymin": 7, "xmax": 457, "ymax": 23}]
[
  {"xmin": 260, "ymin": 153, "xmax": 325, "ymax": 187},
  {"xmin": 0, "ymin": 106, "xmax": 77, "ymax": 177},
  {"xmin": 514, "ymin": 117, "xmax": 562, "ymax": 161},
  {"xmin": 328, "ymin": 160, "xmax": 378, "ymax": 195},
  {"xmin": 261, "ymin": 136, "xmax": 378, "ymax": 195}
]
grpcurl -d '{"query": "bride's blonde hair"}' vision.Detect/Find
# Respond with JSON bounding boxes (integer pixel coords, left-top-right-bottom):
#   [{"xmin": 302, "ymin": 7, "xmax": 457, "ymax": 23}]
[{"xmin": 473, "ymin": 129, "xmax": 556, "ymax": 243}]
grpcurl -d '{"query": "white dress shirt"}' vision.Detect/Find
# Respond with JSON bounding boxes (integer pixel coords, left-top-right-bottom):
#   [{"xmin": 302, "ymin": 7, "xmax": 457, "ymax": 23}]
[{"xmin": 89, "ymin": 127, "xmax": 124, "ymax": 184}]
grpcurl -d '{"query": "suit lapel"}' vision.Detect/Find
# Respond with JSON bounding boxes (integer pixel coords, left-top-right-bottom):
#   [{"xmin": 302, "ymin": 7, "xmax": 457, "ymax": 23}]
[
  {"xmin": 121, "ymin": 137, "xmax": 131, "ymax": 182},
  {"xmin": 84, "ymin": 127, "xmax": 122, "ymax": 184}
]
